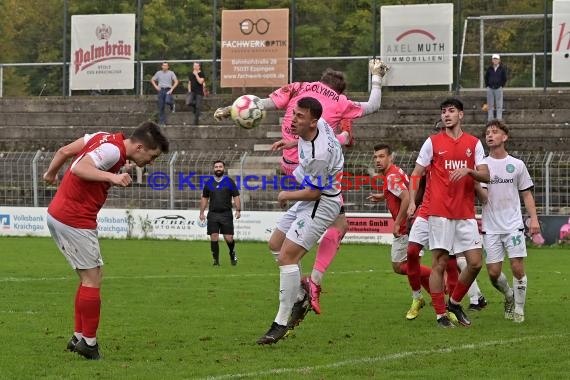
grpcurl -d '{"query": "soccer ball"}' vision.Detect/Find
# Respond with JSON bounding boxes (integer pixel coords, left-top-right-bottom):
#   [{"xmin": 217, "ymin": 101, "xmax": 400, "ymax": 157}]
[
  {"xmin": 197, "ymin": 218, "xmax": 207, "ymax": 228},
  {"xmin": 230, "ymin": 94, "xmax": 266, "ymax": 129}
]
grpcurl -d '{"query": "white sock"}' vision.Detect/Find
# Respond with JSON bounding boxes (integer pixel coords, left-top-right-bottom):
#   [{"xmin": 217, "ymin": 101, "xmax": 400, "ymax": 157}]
[
  {"xmin": 83, "ymin": 336, "xmax": 97, "ymax": 346},
  {"xmin": 295, "ymin": 262, "xmax": 305, "ymax": 302},
  {"xmin": 493, "ymin": 272, "xmax": 514, "ymax": 300},
  {"xmin": 456, "ymin": 256, "xmax": 481, "ymax": 303},
  {"xmin": 274, "ymin": 264, "xmax": 300, "ymax": 326},
  {"xmin": 73, "ymin": 332, "xmax": 83, "ymax": 341},
  {"xmin": 468, "ymin": 280, "xmax": 483, "ymax": 304},
  {"xmin": 311, "ymin": 269, "xmax": 324, "ymax": 286},
  {"xmin": 513, "ymin": 274, "xmax": 527, "ymax": 314},
  {"xmin": 412, "ymin": 290, "xmax": 422, "ymax": 299}
]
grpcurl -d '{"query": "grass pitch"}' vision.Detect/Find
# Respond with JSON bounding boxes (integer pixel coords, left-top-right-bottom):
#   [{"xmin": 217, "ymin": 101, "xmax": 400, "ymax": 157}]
[{"xmin": 0, "ymin": 236, "xmax": 569, "ymax": 379}]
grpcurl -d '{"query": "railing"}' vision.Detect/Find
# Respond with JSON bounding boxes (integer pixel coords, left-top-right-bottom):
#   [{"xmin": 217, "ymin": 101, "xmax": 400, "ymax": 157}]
[
  {"xmin": 1, "ymin": 150, "xmax": 568, "ymax": 216},
  {"xmin": 0, "ymin": 51, "xmax": 559, "ymax": 98}
]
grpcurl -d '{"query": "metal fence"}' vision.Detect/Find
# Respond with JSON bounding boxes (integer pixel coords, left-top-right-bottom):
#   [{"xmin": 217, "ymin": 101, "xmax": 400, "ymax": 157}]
[{"xmin": 1, "ymin": 150, "xmax": 568, "ymax": 216}]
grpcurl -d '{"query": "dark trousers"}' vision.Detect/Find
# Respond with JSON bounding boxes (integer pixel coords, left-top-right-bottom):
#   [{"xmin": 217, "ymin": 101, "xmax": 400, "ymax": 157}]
[
  {"xmin": 187, "ymin": 92, "xmax": 203, "ymax": 124},
  {"xmin": 157, "ymin": 88, "xmax": 172, "ymax": 124}
]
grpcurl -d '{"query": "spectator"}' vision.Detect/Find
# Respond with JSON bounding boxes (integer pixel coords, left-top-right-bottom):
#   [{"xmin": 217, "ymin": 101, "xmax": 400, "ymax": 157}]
[
  {"xmin": 151, "ymin": 62, "xmax": 179, "ymax": 127},
  {"xmin": 186, "ymin": 62, "xmax": 205, "ymax": 125},
  {"xmin": 484, "ymin": 54, "xmax": 507, "ymax": 121}
]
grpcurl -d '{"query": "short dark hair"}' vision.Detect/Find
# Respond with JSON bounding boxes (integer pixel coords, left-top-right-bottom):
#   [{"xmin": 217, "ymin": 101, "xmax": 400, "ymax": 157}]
[
  {"xmin": 485, "ymin": 119, "xmax": 509, "ymax": 135},
  {"xmin": 440, "ymin": 97, "xmax": 464, "ymax": 111},
  {"xmin": 320, "ymin": 68, "xmax": 346, "ymax": 94},
  {"xmin": 130, "ymin": 121, "xmax": 169, "ymax": 153},
  {"xmin": 297, "ymin": 97, "xmax": 323, "ymax": 120},
  {"xmin": 213, "ymin": 160, "xmax": 225, "ymax": 167},
  {"xmin": 373, "ymin": 143, "xmax": 391, "ymax": 155}
]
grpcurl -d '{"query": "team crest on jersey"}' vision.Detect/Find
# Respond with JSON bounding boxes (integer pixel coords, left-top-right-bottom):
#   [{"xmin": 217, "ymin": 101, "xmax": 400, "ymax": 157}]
[
  {"xmin": 506, "ymin": 163, "xmax": 515, "ymax": 173},
  {"xmin": 466, "ymin": 148, "xmax": 472, "ymax": 157}
]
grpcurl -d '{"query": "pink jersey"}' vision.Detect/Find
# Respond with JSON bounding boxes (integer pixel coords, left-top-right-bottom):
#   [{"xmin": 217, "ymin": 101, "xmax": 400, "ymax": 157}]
[
  {"xmin": 269, "ymin": 81, "xmax": 363, "ymax": 163},
  {"xmin": 416, "ymin": 132, "xmax": 485, "ymax": 219},
  {"xmin": 384, "ymin": 164, "xmax": 409, "ymax": 236},
  {"xmin": 48, "ymin": 132, "xmax": 127, "ymax": 229}
]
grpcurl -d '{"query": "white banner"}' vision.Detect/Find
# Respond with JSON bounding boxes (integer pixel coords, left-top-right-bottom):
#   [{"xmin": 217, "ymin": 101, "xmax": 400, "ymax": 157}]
[
  {"xmin": 552, "ymin": 0, "xmax": 570, "ymax": 82},
  {"xmin": 0, "ymin": 207, "xmax": 394, "ymax": 244},
  {"xmin": 70, "ymin": 14, "xmax": 135, "ymax": 90},
  {"xmin": 380, "ymin": 4, "xmax": 454, "ymax": 86}
]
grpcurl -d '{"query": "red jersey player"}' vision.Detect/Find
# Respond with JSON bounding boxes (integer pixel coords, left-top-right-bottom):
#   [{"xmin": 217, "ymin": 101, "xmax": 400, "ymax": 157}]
[
  {"xmin": 407, "ymin": 98, "xmax": 489, "ymax": 328},
  {"xmin": 43, "ymin": 121, "xmax": 169, "ymax": 359},
  {"xmin": 368, "ymin": 144, "xmax": 433, "ymax": 317}
]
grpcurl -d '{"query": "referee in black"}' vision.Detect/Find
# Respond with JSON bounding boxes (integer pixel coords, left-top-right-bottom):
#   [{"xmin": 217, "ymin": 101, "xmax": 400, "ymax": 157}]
[{"xmin": 199, "ymin": 160, "xmax": 241, "ymax": 266}]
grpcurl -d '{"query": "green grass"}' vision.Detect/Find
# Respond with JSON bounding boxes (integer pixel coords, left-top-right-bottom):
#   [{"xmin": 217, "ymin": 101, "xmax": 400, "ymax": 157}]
[{"xmin": 0, "ymin": 237, "xmax": 569, "ymax": 379}]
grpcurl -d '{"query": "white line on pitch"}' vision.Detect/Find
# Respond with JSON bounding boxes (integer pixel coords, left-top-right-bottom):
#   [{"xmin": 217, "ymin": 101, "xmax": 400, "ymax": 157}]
[
  {"xmin": 196, "ymin": 334, "xmax": 564, "ymax": 380},
  {"xmin": 0, "ymin": 269, "xmax": 377, "ymax": 283}
]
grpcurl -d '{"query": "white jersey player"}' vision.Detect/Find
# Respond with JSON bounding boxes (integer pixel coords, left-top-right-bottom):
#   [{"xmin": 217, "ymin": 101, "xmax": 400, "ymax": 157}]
[
  {"xmin": 476, "ymin": 120, "xmax": 541, "ymax": 323},
  {"xmin": 257, "ymin": 97, "xmax": 344, "ymax": 345}
]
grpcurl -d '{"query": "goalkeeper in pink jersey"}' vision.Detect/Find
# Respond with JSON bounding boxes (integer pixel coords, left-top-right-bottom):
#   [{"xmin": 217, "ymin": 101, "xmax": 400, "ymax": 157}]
[{"xmin": 215, "ymin": 59, "xmax": 389, "ymax": 322}]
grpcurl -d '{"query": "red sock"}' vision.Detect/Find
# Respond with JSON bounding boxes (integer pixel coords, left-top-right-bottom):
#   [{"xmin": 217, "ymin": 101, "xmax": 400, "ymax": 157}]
[
  {"xmin": 78, "ymin": 285, "xmax": 101, "ymax": 339},
  {"xmin": 419, "ymin": 265, "xmax": 431, "ymax": 293},
  {"xmin": 431, "ymin": 291, "xmax": 446, "ymax": 315},
  {"xmin": 399, "ymin": 262, "xmax": 408, "ymax": 274},
  {"xmin": 445, "ymin": 256, "xmax": 458, "ymax": 295},
  {"xmin": 406, "ymin": 243, "xmax": 422, "ymax": 291},
  {"xmin": 451, "ymin": 280, "xmax": 470, "ymax": 304},
  {"xmin": 74, "ymin": 284, "xmax": 83, "ymax": 334}
]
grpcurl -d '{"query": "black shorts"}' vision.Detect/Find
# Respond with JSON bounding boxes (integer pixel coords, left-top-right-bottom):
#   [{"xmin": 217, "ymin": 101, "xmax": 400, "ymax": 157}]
[{"xmin": 207, "ymin": 211, "xmax": 234, "ymax": 235}]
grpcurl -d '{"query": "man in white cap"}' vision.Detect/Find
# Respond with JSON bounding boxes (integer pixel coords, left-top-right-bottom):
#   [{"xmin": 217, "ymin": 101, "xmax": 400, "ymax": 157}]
[{"xmin": 484, "ymin": 54, "xmax": 507, "ymax": 121}]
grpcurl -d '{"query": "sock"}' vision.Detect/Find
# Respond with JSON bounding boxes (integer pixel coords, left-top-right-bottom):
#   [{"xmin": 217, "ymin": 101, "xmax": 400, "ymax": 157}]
[
  {"xmin": 412, "ymin": 290, "xmax": 422, "ymax": 299},
  {"xmin": 226, "ymin": 240, "xmax": 235, "ymax": 254},
  {"xmin": 74, "ymin": 283, "xmax": 82, "ymax": 337},
  {"xmin": 431, "ymin": 291, "xmax": 447, "ymax": 315},
  {"xmin": 513, "ymin": 274, "xmax": 527, "ymax": 314},
  {"xmin": 310, "ymin": 269, "xmax": 324, "ymax": 286},
  {"xmin": 78, "ymin": 285, "xmax": 101, "ymax": 343},
  {"xmin": 275, "ymin": 264, "xmax": 300, "ymax": 326},
  {"xmin": 445, "ymin": 256, "xmax": 458, "ymax": 295},
  {"xmin": 406, "ymin": 243, "xmax": 422, "ymax": 292},
  {"xmin": 271, "ymin": 250, "xmax": 279, "ymax": 262},
  {"xmin": 84, "ymin": 337, "xmax": 97, "ymax": 346},
  {"xmin": 211, "ymin": 240, "xmax": 219, "ymax": 261},
  {"xmin": 492, "ymin": 272, "xmax": 514, "ymax": 300},
  {"xmin": 314, "ymin": 227, "xmax": 342, "ymax": 274},
  {"xmin": 295, "ymin": 262, "xmax": 305, "ymax": 301},
  {"xmin": 419, "ymin": 265, "xmax": 431, "ymax": 294},
  {"xmin": 335, "ymin": 132, "xmax": 348, "ymax": 145},
  {"xmin": 450, "ymin": 280, "xmax": 470, "ymax": 304},
  {"xmin": 457, "ymin": 256, "xmax": 482, "ymax": 303}
]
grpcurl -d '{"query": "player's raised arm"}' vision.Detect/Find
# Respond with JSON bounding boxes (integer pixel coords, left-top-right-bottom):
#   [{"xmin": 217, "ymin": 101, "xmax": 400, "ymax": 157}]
[
  {"xmin": 358, "ymin": 59, "xmax": 390, "ymax": 116},
  {"xmin": 213, "ymin": 97, "xmax": 277, "ymax": 122}
]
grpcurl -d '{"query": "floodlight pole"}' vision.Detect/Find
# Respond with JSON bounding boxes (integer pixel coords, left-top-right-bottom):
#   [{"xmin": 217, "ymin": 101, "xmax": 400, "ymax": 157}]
[
  {"xmin": 136, "ymin": 0, "xmax": 142, "ymax": 96},
  {"xmin": 542, "ymin": 0, "xmax": 548, "ymax": 92},
  {"xmin": 212, "ymin": 0, "xmax": 217, "ymax": 95},
  {"xmin": 455, "ymin": 0, "xmax": 462, "ymax": 94},
  {"xmin": 63, "ymin": 0, "xmax": 68, "ymax": 96}
]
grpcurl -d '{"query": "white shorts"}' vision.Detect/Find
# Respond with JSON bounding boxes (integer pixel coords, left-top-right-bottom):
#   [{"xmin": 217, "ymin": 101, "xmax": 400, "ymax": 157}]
[
  {"xmin": 47, "ymin": 213, "xmax": 103, "ymax": 270},
  {"xmin": 391, "ymin": 235, "xmax": 409, "ymax": 263},
  {"xmin": 484, "ymin": 232, "xmax": 528, "ymax": 264},
  {"xmin": 277, "ymin": 196, "xmax": 341, "ymax": 251},
  {"xmin": 409, "ymin": 216, "xmax": 429, "ymax": 247},
  {"xmin": 428, "ymin": 216, "xmax": 482, "ymax": 254}
]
